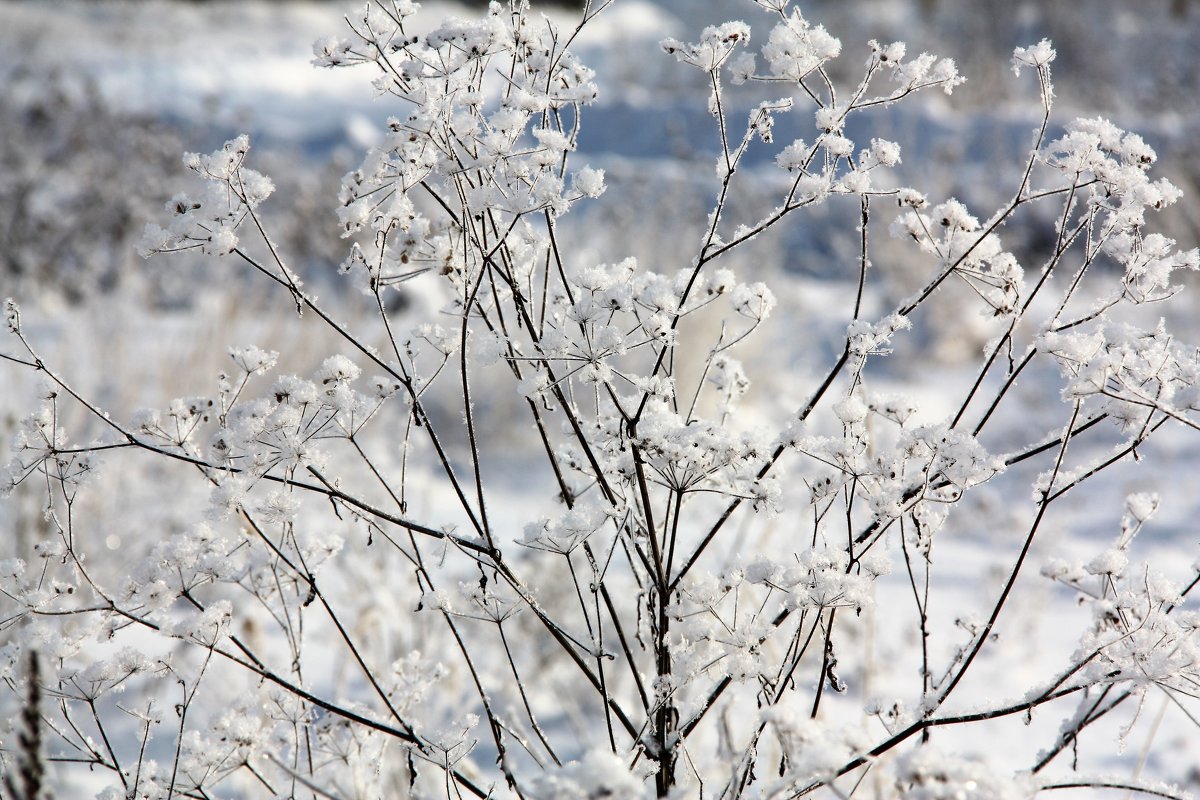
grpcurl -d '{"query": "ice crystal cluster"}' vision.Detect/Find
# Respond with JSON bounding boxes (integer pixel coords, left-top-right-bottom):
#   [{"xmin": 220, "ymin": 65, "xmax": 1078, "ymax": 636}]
[{"xmin": 3, "ymin": 2, "xmax": 1200, "ymax": 799}]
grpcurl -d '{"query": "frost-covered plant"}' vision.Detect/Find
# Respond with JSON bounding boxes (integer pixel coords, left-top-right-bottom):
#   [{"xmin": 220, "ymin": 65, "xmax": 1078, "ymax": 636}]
[{"xmin": 4, "ymin": 2, "xmax": 1200, "ymax": 799}]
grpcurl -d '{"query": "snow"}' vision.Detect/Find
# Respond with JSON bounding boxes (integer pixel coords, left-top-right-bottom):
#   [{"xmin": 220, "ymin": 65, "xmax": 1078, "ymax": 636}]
[{"xmin": 4, "ymin": 1, "xmax": 1200, "ymax": 798}]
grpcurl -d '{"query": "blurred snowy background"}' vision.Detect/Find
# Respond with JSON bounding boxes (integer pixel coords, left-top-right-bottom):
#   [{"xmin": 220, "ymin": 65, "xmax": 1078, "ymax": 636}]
[
  {"xmin": 3, "ymin": 0, "xmax": 1200, "ymax": 795},
  {"xmin": 3, "ymin": 0, "xmax": 1198, "ymax": 306},
  {"xmin": 4, "ymin": 0, "xmax": 1200, "ymax": 402},
  {"xmin": 4, "ymin": 0, "xmax": 1200, "ymax": 424}
]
